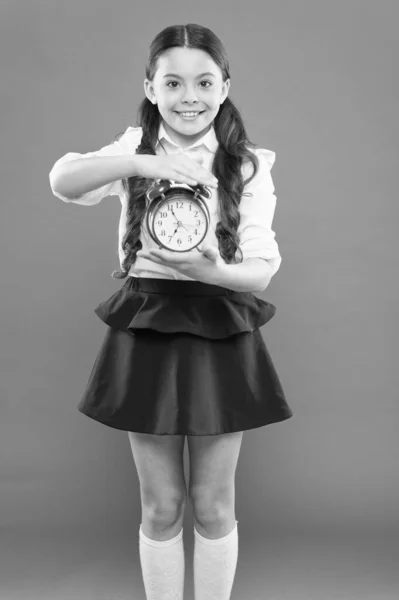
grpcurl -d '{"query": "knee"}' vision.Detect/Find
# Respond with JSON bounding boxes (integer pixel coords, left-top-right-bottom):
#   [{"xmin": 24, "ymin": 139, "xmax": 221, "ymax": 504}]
[
  {"xmin": 189, "ymin": 486, "xmax": 234, "ymax": 525},
  {"xmin": 143, "ymin": 490, "xmax": 187, "ymax": 526}
]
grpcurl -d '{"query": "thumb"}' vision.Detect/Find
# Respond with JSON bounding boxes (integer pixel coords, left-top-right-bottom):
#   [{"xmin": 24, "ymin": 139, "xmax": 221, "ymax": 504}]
[{"xmin": 201, "ymin": 244, "xmax": 219, "ymax": 261}]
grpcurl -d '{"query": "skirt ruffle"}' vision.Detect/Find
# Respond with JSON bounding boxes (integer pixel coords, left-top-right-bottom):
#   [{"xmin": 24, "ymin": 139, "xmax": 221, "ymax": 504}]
[{"xmin": 93, "ymin": 276, "xmax": 277, "ymax": 339}]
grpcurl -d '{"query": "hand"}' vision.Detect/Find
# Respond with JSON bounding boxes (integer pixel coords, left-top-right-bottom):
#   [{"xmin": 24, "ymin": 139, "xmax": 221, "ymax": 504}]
[
  {"xmin": 136, "ymin": 243, "xmax": 225, "ymax": 285},
  {"xmin": 134, "ymin": 154, "xmax": 218, "ymax": 189}
]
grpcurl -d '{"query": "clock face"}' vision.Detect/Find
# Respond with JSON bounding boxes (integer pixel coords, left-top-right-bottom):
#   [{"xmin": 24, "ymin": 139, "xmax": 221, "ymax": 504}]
[{"xmin": 152, "ymin": 198, "xmax": 208, "ymax": 251}]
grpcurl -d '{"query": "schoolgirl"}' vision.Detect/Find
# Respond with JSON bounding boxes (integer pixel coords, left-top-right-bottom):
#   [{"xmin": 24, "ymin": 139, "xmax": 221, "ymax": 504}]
[{"xmin": 49, "ymin": 23, "xmax": 293, "ymax": 600}]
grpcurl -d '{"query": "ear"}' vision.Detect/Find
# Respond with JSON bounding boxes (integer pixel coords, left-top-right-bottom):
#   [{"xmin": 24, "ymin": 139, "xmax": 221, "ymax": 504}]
[
  {"xmin": 221, "ymin": 79, "xmax": 231, "ymax": 104},
  {"xmin": 144, "ymin": 79, "xmax": 157, "ymax": 104}
]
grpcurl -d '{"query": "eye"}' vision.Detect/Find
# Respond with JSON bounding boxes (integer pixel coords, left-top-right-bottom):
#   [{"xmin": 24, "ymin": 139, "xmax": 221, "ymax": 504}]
[{"xmin": 166, "ymin": 81, "xmax": 212, "ymax": 88}]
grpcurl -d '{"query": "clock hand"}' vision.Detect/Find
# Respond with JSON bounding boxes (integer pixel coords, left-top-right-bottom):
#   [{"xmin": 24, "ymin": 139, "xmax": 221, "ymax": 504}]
[
  {"xmin": 173, "ymin": 222, "xmax": 190, "ymax": 233},
  {"xmin": 170, "ymin": 206, "xmax": 191, "ymax": 233},
  {"xmin": 168, "ymin": 206, "xmax": 183, "ymax": 233},
  {"xmin": 170, "ymin": 206, "xmax": 202, "ymax": 235}
]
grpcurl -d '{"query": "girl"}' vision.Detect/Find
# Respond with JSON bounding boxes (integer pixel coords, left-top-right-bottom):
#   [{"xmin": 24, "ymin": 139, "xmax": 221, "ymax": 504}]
[{"xmin": 49, "ymin": 23, "xmax": 293, "ymax": 600}]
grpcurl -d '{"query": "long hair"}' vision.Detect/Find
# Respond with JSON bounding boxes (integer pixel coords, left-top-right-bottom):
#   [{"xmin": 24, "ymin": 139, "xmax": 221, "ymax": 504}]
[{"xmin": 111, "ymin": 23, "xmax": 260, "ymax": 279}]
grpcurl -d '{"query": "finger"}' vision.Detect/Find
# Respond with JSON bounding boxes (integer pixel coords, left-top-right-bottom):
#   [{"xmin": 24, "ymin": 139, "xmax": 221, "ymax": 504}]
[
  {"xmin": 196, "ymin": 165, "xmax": 218, "ymax": 188},
  {"xmin": 137, "ymin": 251, "xmax": 163, "ymax": 263},
  {"xmin": 194, "ymin": 171, "xmax": 218, "ymax": 189},
  {"xmin": 176, "ymin": 163, "xmax": 218, "ymax": 188},
  {"xmin": 173, "ymin": 173, "xmax": 217, "ymax": 189},
  {"xmin": 201, "ymin": 247, "xmax": 218, "ymax": 261},
  {"xmin": 149, "ymin": 249, "xmax": 186, "ymax": 263},
  {"xmin": 173, "ymin": 173, "xmax": 199, "ymax": 186},
  {"xmin": 142, "ymin": 252, "xmax": 165, "ymax": 265}
]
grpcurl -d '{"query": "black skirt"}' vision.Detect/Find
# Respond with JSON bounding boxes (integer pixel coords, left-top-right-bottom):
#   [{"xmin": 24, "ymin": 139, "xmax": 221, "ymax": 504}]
[{"xmin": 77, "ymin": 276, "xmax": 293, "ymax": 436}]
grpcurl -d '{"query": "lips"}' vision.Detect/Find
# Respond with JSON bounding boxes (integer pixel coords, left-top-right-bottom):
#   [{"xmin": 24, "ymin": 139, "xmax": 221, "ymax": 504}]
[{"xmin": 175, "ymin": 110, "xmax": 205, "ymax": 114}]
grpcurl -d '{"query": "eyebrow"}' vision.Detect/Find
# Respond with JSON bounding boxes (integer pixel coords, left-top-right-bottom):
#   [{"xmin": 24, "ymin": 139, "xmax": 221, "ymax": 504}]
[{"xmin": 163, "ymin": 72, "xmax": 216, "ymax": 79}]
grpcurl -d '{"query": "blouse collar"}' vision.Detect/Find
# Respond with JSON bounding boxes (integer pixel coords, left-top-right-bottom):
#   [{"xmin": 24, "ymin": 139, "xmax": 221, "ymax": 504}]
[{"xmin": 156, "ymin": 120, "xmax": 219, "ymax": 154}]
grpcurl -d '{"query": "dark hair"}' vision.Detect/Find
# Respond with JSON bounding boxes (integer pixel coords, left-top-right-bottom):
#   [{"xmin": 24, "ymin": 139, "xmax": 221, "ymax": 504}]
[{"xmin": 111, "ymin": 23, "xmax": 260, "ymax": 279}]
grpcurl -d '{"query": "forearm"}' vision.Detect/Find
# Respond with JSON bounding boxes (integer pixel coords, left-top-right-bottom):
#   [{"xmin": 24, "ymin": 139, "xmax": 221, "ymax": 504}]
[
  {"xmin": 50, "ymin": 154, "xmax": 144, "ymax": 200},
  {"xmin": 215, "ymin": 258, "xmax": 273, "ymax": 293}
]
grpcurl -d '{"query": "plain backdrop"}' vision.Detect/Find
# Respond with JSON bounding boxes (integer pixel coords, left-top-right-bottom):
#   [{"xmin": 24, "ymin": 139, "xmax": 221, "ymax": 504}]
[{"xmin": 1, "ymin": 1, "xmax": 398, "ymax": 598}]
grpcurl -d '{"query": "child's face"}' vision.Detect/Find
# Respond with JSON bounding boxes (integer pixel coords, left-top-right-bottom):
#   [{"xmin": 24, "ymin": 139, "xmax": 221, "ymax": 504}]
[{"xmin": 144, "ymin": 47, "xmax": 230, "ymax": 148}]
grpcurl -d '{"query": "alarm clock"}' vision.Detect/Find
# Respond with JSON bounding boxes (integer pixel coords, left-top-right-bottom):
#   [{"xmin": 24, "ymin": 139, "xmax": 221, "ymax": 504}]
[{"xmin": 145, "ymin": 179, "xmax": 212, "ymax": 252}]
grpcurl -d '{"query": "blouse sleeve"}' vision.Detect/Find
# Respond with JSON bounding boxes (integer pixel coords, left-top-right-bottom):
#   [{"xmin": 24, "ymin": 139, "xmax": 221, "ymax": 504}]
[
  {"xmin": 48, "ymin": 126, "xmax": 143, "ymax": 206},
  {"xmin": 237, "ymin": 147, "xmax": 282, "ymax": 278}
]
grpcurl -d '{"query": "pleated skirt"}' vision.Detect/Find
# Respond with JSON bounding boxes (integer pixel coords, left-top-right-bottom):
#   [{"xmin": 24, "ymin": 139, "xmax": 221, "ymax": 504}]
[{"xmin": 77, "ymin": 276, "xmax": 293, "ymax": 436}]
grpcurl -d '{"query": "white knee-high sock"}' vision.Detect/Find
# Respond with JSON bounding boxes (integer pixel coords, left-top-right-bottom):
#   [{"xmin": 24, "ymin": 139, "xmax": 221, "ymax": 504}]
[
  {"xmin": 139, "ymin": 524, "xmax": 185, "ymax": 600},
  {"xmin": 193, "ymin": 520, "xmax": 239, "ymax": 600}
]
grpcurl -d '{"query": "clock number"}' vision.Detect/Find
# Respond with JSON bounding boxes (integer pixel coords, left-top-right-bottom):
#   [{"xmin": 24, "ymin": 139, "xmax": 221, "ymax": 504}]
[{"xmin": 166, "ymin": 202, "xmax": 184, "ymax": 210}]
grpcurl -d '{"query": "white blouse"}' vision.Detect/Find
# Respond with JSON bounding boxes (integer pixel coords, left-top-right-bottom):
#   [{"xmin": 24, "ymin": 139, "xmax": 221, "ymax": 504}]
[{"xmin": 49, "ymin": 122, "xmax": 282, "ymax": 281}]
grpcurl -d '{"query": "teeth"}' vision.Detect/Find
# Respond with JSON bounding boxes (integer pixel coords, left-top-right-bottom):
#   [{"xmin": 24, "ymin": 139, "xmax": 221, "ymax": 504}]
[{"xmin": 180, "ymin": 112, "xmax": 199, "ymax": 116}]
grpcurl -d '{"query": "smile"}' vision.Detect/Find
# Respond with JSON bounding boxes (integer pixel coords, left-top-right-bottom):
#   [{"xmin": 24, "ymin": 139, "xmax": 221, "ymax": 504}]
[{"xmin": 175, "ymin": 111, "xmax": 205, "ymax": 119}]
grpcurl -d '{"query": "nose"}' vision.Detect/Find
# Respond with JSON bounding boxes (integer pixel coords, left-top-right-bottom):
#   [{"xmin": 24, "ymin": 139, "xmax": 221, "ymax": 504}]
[{"xmin": 181, "ymin": 86, "xmax": 199, "ymax": 104}]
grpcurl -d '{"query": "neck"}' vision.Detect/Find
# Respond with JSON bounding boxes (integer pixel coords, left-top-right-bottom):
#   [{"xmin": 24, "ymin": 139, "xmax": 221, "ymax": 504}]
[{"xmin": 162, "ymin": 119, "xmax": 212, "ymax": 149}]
